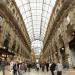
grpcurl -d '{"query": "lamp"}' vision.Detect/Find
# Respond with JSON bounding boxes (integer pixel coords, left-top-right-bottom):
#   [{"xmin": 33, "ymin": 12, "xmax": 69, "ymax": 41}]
[
  {"xmin": 61, "ymin": 47, "xmax": 64, "ymax": 50},
  {"xmin": 60, "ymin": 47, "xmax": 65, "ymax": 54},
  {"xmin": 3, "ymin": 46, "xmax": 6, "ymax": 49}
]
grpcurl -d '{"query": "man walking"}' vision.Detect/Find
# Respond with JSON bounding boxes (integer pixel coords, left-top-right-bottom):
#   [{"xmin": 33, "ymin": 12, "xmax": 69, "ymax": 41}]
[
  {"xmin": 50, "ymin": 62, "xmax": 56, "ymax": 75},
  {"xmin": 46, "ymin": 62, "xmax": 49, "ymax": 72}
]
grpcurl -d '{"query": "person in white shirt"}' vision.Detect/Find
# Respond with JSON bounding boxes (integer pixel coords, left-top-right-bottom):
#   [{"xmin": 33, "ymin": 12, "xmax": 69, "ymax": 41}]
[
  {"xmin": 49, "ymin": 63, "xmax": 51, "ymax": 69},
  {"xmin": 36, "ymin": 63, "xmax": 40, "ymax": 71},
  {"xmin": 56, "ymin": 61, "xmax": 63, "ymax": 75},
  {"xmin": 10, "ymin": 59, "xmax": 15, "ymax": 75},
  {"xmin": 10, "ymin": 59, "xmax": 17, "ymax": 75}
]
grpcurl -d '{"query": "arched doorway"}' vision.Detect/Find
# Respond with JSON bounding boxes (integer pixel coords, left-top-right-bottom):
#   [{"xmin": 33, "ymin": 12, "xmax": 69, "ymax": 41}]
[
  {"xmin": 3, "ymin": 33, "xmax": 10, "ymax": 50},
  {"xmin": 69, "ymin": 38, "xmax": 75, "ymax": 68}
]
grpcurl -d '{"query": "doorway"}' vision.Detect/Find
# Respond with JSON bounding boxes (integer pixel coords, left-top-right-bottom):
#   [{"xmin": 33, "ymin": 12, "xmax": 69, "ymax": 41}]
[{"xmin": 69, "ymin": 38, "xmax": 75, "ymax": 68}]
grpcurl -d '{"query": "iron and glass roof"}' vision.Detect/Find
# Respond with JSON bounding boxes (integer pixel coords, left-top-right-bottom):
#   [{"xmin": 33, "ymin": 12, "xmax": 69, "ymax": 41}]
[{"xmin": 15, "ymin": 0, "xmax": 56, "ymax": 55}]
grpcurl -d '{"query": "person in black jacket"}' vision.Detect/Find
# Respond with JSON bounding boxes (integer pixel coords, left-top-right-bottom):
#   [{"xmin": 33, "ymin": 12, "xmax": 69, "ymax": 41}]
[
  {"xmin": 27, "ymin": 62, "xmax": 31, "ymax": 72},
  {"xmin": 46, "ymin": 62, "xmax": 49, "ymax": 72},
  {"xmin": 41, "ymin": 63, "xmax": 45, "ymax": 72},
  {"xmin": 50, "ymin": 62, "xmax": 57, "ymax": 75}
]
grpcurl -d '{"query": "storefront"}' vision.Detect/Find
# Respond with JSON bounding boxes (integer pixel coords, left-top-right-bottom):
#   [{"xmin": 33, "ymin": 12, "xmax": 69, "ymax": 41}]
[
  {"xmin": 60, "ymin": 47, "xmax": 66, "ymax": 65},
  {"xmin": 69, "ymin": 38, "xmax": 75, "ymax": 68},
  {"xmin": 0, "ymin": 47, "xmax": 15, "ymax": 63}
]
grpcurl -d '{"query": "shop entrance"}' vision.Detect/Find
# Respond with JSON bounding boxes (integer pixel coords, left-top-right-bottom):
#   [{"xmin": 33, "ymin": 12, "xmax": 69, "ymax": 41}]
[
  {"xmin": 72, "ymin": 48, "xmax": 75, "ymax": 68},
  {"xmin": 69, "ymin": 38, "xmax": 75, "ymax": 68}
]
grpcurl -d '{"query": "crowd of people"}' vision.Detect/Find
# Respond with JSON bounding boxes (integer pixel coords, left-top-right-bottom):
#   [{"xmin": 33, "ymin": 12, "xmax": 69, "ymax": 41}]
[
  {"xmin": 36, "ymin": 61, "xmax": 63, "ymax": 75},
  {"xmin": 0, "ymin": 58, "xmax": 7, "ymax": 75},
  {"xmin": 10, "ymin": 58, "xmax": 63, "ymax": 75},
  {"xmin": 10, "ymin": 58, "xmax": 31, "ymax": 75},
  {"xmin": 0, "ymin": 57, "xmax": 69, "ymax": 75}
]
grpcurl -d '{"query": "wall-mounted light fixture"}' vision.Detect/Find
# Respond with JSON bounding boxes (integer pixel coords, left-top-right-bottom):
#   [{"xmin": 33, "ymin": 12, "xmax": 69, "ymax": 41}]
[
  {"xmin": 61, "ymin": 47, "xmax": 65, "ymax": 50},
  {"xmin": 60, "ymin": 47, "xmax": 65, "ymax": 54}
]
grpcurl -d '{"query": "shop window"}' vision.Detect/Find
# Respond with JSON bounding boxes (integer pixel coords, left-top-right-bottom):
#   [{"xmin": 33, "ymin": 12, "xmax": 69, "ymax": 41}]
[
  {"xmin": 3, "ymin": 38, "xmax": 9, "ymax": 50},
  {"xmin": 16, "ymin": 45, "xmax": 20, "ymax": 53},
  {"xmin": 12, "ymin": 40, "xmax": 16, "ymax": 52},
  {"xmin": 3, "ymin": 33, "xmax": 10, "ymax": 49},
  {"xmin": 0, "ymin": 26, "xmax": 2, "ymax": 32}
]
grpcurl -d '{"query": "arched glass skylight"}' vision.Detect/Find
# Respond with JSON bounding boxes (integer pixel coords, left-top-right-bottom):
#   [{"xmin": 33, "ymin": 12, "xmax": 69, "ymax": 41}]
[
  {"xmin": 15, "ymin": 0, "xmax": 56, "ymax": 55},
  {"xmin": 31, "ymin": 40, "xmax": 43, "ymax": 55}
]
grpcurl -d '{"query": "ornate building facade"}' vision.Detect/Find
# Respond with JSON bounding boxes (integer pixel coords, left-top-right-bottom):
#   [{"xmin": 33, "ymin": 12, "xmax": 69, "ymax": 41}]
[
  {"xmin": 42, "ymin": 0, "xmax": 75, "ymax": 68},
  {"xmin": 0, "ymin": 0, "xmax": 31, "ymax": 62}
]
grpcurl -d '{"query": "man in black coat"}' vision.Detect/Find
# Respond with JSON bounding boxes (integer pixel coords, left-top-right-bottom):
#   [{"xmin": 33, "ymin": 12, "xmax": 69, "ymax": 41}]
[
  {"xmin": 50, "ymin": 62, "xmax": 57, "ymax": 75},
  {"xmin": 46, "ymin": 62, "xmax": 49, "ymax": 72}
]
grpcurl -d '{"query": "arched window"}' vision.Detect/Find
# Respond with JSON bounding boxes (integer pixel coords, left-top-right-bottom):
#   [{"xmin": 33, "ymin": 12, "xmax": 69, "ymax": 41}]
[
  {"xmin": 12, "ymin": 40, "xmax": 16, "ymax": 52},
  {"xmin": 3, "ymin": 38, "xmax": 9, "ymax": 50}
]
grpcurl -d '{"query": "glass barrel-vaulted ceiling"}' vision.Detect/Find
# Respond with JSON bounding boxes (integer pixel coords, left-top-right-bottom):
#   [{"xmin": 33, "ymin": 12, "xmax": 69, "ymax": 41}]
[{"xmin": 15, "ymin": 0, "xmax": 56, "ymax": 55}]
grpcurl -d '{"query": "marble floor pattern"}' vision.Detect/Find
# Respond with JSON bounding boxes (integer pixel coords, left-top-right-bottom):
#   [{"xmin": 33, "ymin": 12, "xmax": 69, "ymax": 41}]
[
  {"xmin": 0, "ymin": 68, "xmax": 75, "ymax": 75},
  {"xmin": 25, "ymin": 69, "xmax": 51, "ymax": 75},
  {"xmin": 24, "ymin": 69, "xmax": 71, "ymax": 75}
]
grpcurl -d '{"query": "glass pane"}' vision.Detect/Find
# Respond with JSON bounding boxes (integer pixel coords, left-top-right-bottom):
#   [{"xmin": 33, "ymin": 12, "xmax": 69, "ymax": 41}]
[
  {"xmin": 32, "ymin": 16, "xmax": 37, "ymax": 21},
  {"xmin": 15, "ymin": 0, "xmax": 22, "ymax": 6},
  {"xmin": 32, "ymin": 10, "xmax": 37, "ymax": 15},
  {"xmin": 27, "ymin": 17, "xmax": 32, "ymax": 21},
  {"xmin": 30, "ymin": 3, "xmax": 36, "ymax": 8},
  {"xmin": 37, "ymin": 0, "xmax": 43, "ymax": 3},
  {"xmin": 22, "ymin": 13, "xmax": 27, "ymax": 19},
  {"xmin": 24, "ymin": 4, "xmax": 30, "ymax": 11},
  {"xmin": 42, "ymin": 11, "xmax": 47, "ymax": 18},
  {"xmin": 36, "ymin": 16, "xmax": 41, "ymax": 20},
  {"xmin": 19, "ymin": 6, "xmax": 25, "ymax": 14},
  {"xmin": 26, "ymin": 11, "xmax": 31, "ymax": 17},
  {"xmin": 48, "ymin": 6, "xmax": 53, "ymax": 13},
  {"xmin": 30, "ymin": 0, "xmax": 37, "ymax": 3},
  {"xmin": 50, "ymin": 0, "xmax": 56, "ymax": 6},
  {"xmin": 43, "ymin": 4, "xmax": 49, "ymax": 11},
  {"xmin": 36, "ymin": 10, "xmax": 42, "ymax": 16},
  {"xmin": 37, "ymin": 3, "xmax": 42, "ymax": 9},
  {"xmin": 44, "ymin": 0, "xmax": 50, "ymax": 4},
  {"xmin": 22, "ymin": 0, "xmax": 29, "ymax": 4},
  {"xmin": 42, "ymin": 17, "xmax": 46, "ymax": 22}
]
